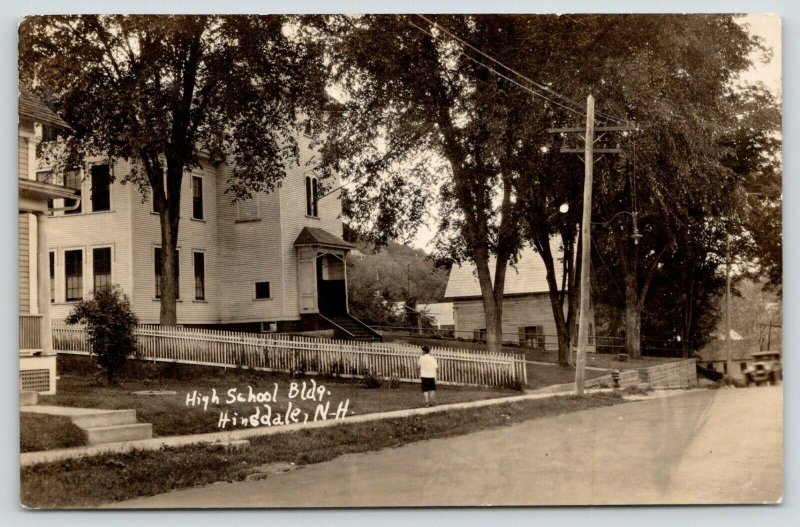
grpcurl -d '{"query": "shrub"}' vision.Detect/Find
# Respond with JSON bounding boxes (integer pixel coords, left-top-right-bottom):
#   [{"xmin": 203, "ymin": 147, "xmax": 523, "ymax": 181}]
[
  {"xmin": 65, "ymin": 285, "xmax": 139, "ymax": 384},
  {"xmin": 362, "ymin": 368, "xmax": 382, "ymax": 389}
]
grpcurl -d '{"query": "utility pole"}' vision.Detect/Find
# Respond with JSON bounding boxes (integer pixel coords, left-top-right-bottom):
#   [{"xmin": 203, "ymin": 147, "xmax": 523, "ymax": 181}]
[
  {"xmin": 574, "ymin": 95, "xmax": 595, "ymax": 395},
  {"xmin": 548, "ymin": 95, "xmax": 636, "ymax": 396}
]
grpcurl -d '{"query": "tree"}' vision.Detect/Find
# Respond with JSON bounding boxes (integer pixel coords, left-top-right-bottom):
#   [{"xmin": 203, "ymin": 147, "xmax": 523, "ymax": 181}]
[
  {"xmin": 65, "ymin": 285, "xmax": 138, "ymax": 384},
  {"xmin": 508, "ymin": 15, "xmax": 780, "ymax": 359},
  {"xmin": 20, "ymin": 15, "xmax": 326, "ymax": 325},
  {"xmin": 319, "ymin": 15, "xmax": 535, "ymax": 353}
]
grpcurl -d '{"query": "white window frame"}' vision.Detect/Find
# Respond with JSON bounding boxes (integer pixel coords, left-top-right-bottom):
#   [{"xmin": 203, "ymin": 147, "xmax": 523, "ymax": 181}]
[
  {"xmin": 191, "ymin": 174, "xmax": 204, "ymax": 221},
  {"xmin": 235, "ymin": 193, "xmax": 262, "ymax": 222},
  {"xmin": 154, "ymin": 245, "xmax": 181, "ymax": 300},
  {"xmin": 90, "ymin": 245, "xmax": 114, "ymax": 292},
  {"xmin": 63, "ymin": 247, "xmax": 85, "ymax": 303},
  {"xmin": 192, "ymin": 249, "xmax": 206, "ymax": 301},
  {"xmin": 89, "ymin": 163, "xmax": 113, "ymax": 214},
  {"xmin": 254, "ymin": 280, "xmax": 272, "ymax": 300}
]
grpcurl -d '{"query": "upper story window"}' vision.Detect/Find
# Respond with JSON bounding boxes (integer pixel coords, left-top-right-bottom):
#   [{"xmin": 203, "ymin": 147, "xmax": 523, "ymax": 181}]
[
  {"xmin": 90, "ymin": 164, "xmax": 111, "ymax": 212},
  {"xmin": 305, "ymin": 175, "xmax": 319, "ymax": 217},
  {"xmin": 64, "ymin": 170, "xmax": 82, "ymax": 214},
  {"xmin": 192, "ymin": 175, "xmax": 204, "ymax": 220},
  {"xmin": 236, "ymin": 194, "xmax": 261, "ymax": 222}
]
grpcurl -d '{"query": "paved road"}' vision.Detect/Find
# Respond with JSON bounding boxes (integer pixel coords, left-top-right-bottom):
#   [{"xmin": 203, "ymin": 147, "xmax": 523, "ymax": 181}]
[{"xmin": 118, "ymin": 386, "xmax": 782, "ymax": 507}]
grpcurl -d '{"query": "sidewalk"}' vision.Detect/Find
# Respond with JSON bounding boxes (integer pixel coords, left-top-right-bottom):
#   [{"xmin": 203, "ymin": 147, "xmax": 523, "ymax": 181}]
[{"xmin": 20, "ymin": 387, "xmax": 699, "ymax": 467}]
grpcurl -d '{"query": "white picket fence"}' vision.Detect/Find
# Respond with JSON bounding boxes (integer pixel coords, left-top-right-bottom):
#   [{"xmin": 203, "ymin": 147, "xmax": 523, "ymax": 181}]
[{"xmin": 52, "ymin": 323, "xmax": 527, "ymax": 389}]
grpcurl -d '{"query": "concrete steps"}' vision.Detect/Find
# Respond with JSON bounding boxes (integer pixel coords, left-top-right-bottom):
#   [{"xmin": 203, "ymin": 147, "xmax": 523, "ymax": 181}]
[
  {"xmin": 83, "ymin": 422, "xmax": 153, "ymax": 446},
  {"xmin": 71, "ymin": 409, "xmax": 137, "ymax": 429},
  {"xmin": 73, "ymin": 409, "xmax": 153, "ymax": 445},
  {"xmin": 20, "ymin": 391, "xmax": 39, "ymax": 406},
  {"xmin": 20, "ymin": 404, "xmax": 153, "ymax": 446}
]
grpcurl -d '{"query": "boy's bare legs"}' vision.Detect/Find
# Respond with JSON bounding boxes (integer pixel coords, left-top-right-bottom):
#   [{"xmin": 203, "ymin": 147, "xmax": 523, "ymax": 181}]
[
  {"xmin": 423, "ymin": 391, "xmax": 430, "ymax": 406},
  {"xmin": 430, "ymin": 390, "xmax": 437, "ymax": 406}
]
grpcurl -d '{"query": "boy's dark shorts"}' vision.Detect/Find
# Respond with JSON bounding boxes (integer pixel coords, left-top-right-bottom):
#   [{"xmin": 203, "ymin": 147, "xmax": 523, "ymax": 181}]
[{"xmin": 421, "ymin": 377, "xmax": 436, "ymax": 392}]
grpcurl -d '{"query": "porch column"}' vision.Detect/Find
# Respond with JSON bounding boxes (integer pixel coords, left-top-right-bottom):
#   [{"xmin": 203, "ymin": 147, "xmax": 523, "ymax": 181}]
[{"xmin": 36, "ymin": 211, "xmax": 53, "ymax": 355}]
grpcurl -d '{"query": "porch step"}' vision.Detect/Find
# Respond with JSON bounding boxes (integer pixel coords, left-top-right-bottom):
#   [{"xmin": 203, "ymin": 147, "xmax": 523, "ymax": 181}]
[
  {"xmin": 327, "ymin": 315, "xmax": 382, "ymax": 341},
  {"xmin": 82, "ymin": 423, "xmax": 153, "ymax": 446},
  {"xmin": 19, "ymin": 391, "xmax": 38, "ymax": 406},
  {"xmin": 71, "ymin": 409, "xmax": 137, "ymax": 429}
]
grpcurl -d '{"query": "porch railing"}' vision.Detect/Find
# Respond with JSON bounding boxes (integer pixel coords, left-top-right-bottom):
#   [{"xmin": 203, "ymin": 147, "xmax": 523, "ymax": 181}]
[{"xmin": 19, "ymin": 314, "xmax": 43, "ymax": 353}]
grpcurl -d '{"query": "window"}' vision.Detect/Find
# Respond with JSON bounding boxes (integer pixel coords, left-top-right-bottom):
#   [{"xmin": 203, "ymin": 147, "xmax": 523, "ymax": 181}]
[
  {"xmin": 193, "ymin": 252, "xmax": 205, "ymax": 300},
  {"xmin": 154, "ymin": 247, "xmax": 180, "ymax": 299},
  {"xmin": 474, "ymin": 328, "xmax": 487, "ymax": 342},
  {"xmin": 92, "ymin": 247, "xmax": 112, "ymax": 291},
  {"xmin": 64, "ymin": 249, "xmax": 83, "ymax": 301},
  {"xmin": 255, "ymin": 281, "xmax": 271, "ymax": 299},
  {"xmin": 305, "ymin": 175, "xmax": 318, "ymax": 217},
  {"xmin": 90, "ymin": 164, "xmax": 111, "ymax": 212},
  {"xmin": 64, "ymin": 170, "xmax": 82, "ymax": 214},
  {"xmin": 236, "ymin": 195, "xmax": 261, "ymax": 221},
  {"xmin": 192, "ymin": 176, "xmax": 203, "ymax": 219},
  {"xmin": 520, "ymin": 326, "xmax": 545, "ymax": 350},
  {"xmin": 49, "ymin": 251, "xmax": 55, "ymax": 303}
]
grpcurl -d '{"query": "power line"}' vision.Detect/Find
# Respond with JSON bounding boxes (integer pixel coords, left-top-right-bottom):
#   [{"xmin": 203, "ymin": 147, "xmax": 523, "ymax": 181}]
[
  {"xmin": 415, "ymin": 14, "xmax": 628, "ymax": 125},
  {"xmin": 404, "ymin": 17, "xmax": 590, "ymax": 122}
]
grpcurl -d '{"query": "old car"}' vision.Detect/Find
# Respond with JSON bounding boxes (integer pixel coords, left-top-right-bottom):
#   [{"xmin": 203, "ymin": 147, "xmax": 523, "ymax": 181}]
[{"xmin": 743, "ymin": 351, "xmax": 782, "ymax": 386}]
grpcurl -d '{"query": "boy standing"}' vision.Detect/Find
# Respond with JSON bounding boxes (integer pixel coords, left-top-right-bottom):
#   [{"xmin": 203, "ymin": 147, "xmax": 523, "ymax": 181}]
[{"xmin": 418, "ymin": 345, "xmax": 438, "ymax": 407}]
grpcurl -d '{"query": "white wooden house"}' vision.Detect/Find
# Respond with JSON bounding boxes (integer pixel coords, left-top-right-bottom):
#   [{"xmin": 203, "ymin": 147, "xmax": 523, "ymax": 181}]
[
  {"xmin": 44, "ymin": 131, "xmax": 379, "ymax": 340},
  {"xmin": 444, "ymin": 240, "xmax": 595, "ymax": 351},
  {"xmin": 19, "ymin": 87, "xmax": 79, "ymax": 394}
]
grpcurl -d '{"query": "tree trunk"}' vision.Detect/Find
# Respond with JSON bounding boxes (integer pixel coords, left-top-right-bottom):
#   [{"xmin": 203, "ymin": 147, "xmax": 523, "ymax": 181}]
[
  {"xmin": 624, "ymin": 270, "xmax": 642, "ymax": 359},
  {"xmin": 159, "ymin": 208, "xmax": 180, "ymax": 326},
  {"xmin": 155, "ymin": 159, "xmax": 184, "ymax": 327}
]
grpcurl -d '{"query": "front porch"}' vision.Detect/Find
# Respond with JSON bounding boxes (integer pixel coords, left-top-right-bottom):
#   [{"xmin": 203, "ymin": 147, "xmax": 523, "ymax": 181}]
[{"xmin": 21, "ymin": 314, "xmax": 57, "ymax": 394}]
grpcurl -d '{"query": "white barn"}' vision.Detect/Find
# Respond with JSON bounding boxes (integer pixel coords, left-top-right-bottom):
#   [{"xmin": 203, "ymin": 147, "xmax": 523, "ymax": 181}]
[{"xmin": 443, "ymin": 241, "xmax": 594, "ymax": 350}]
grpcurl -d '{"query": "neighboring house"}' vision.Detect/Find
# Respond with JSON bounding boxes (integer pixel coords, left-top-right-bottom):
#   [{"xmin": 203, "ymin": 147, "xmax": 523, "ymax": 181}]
[
  {"xmin": 699, "ymin": 332, "xmax": 757, "ymax": 381},
  {"xmin": 443, "ymin": 240, "xmax": 595, "ymax": 350},
  {"xmin": 44, "ymin": 128, "xmax": 378, "ymax": 339},
  {"xmin": 19, "ymin": 86, "xmax": 78, "ymax": 394},
  {"xmin": 417, "ymin": 302, "xmax": 454, "ymax": 334}
]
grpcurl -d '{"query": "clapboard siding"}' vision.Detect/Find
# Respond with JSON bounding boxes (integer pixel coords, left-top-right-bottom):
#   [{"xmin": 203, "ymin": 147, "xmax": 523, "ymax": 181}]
[
  {"xmin": 131, "ymin": 160, "xmax": 221, "ymax": 324},
  {"xmin": 46, "ymin": 132, "xmax": 345, "ymax": 327},
  {"xmin": 48, "ymin": 159, "xmax": 135, "ymax": 321},
  {"xmin": 19, "ymin": 213, "xmax": 31, "ymax": 314},
  {"xmin": 216, "ymin": 162, "xmax": 286, "ymax": 323},
  {"xmin": 18, "ymin": 136, "xmax": 29, "ymax": 180},
  {"xmin": 280, "ymin": 134, "xmax": 344, "ymax": 318},
  {"xmin": 453, "ymin": 295, "xmax": 560, "ymax": 344}
]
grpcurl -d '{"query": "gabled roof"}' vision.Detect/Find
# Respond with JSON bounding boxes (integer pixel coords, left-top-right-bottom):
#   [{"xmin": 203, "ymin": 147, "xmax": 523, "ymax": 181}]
[
  {"xmin": 19, "ymin": 85, "xmax": 70, "ymax": 129},
  {"xmin": 293, "ymin": 226, "xmax": 355, "ymax": 250},
  {"xmin": 444, "ymin": 238, "xmax": 566, "ymax": 300}
]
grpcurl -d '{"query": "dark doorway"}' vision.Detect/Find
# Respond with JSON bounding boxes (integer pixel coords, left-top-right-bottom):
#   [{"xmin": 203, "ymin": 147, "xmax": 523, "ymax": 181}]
[{"xmin": 316, "ymin": 253, "xmax": 347, "ymax": 315}]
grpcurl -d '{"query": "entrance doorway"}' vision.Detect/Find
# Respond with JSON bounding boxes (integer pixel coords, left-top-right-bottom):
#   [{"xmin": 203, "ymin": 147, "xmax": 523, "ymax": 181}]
[{"xmin": 316, "ymin": 253, "xmax": 347, "ymax": 315}]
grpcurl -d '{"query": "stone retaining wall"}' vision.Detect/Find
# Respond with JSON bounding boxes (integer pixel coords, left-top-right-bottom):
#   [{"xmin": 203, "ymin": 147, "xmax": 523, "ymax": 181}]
[{"xmin": 639, "ymin": 359, "xmax": 698, "ymax": 387}]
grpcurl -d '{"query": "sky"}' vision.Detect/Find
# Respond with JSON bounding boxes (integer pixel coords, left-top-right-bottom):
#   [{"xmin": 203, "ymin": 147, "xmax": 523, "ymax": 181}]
[{"xmin": 408, "ymin": 13, "xmax": 782, "ymax": 250}]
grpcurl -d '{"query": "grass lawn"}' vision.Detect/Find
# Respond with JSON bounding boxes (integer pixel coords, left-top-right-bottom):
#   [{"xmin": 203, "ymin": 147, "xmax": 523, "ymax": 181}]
[
  {"xmin": 22, "ymin": 391, "xmax": 629, "ymax": 508},
  {"xmin": 385, "ymin": 334, "xmax": 680, "ymax": 370},
  {"xmin": 38, "ymin": 355, "xmax": 517, "ymax": 438},
  {"xmin": 20, "ymin": 414, "xmax": 86, "ymax": 453}
]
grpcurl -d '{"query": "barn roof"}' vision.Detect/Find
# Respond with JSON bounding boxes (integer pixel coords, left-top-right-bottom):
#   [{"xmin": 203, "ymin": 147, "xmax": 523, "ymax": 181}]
[
  {"xmin": 444, "ymin": 238, "xmax": 567, "ymax": 300},
  {"xmin": 19, "ymin": 86, "xmax": 70, "ymax": 129},
  {"xmin": 293, "ymin": 226, "xmax": 355, "ymax": 250}
]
